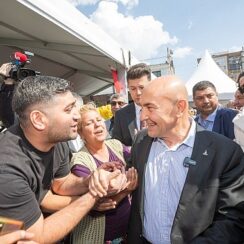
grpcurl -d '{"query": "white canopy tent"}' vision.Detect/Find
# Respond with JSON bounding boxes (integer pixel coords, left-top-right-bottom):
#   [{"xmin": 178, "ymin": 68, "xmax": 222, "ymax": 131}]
[
  {"xmin": 0, "ymin": 0, "xmax": 138, "ymax": 96},
  {"xmin": 186, "ymin": 50, "xmax": 237, "ymax": 101}
]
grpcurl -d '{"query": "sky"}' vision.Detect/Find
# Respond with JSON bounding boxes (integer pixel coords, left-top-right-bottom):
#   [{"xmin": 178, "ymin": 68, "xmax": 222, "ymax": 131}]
[{"xmin": 66, "ymin": 0, "xmax": 244, "ymax": 81}]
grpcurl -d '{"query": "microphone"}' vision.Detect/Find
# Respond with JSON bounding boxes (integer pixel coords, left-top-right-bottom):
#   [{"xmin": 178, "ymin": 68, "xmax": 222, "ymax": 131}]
[
  {"xmin": 183, "ymin": 157, "xmax": 197, "ymax": 167},
  {"xmin": 10, "ymin": 52, "xmax": 28, "ymax": 67}
]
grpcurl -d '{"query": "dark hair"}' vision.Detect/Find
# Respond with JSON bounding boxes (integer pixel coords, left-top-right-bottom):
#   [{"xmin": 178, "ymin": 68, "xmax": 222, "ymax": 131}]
[
  {"xmin": 12, "ymin": 75, "xmax": 72, "ymax": 123},
  {"xmin": 237, "ymin": 72, "xmax": 244, "ymax": 94},
  {"xmin": 127, "ymin": 63, "xmax": 151, "ymax": 82},
  {"xmin": 237, "ymin": 72, "xmax": 244, "ymax": 84},
  {"xmin": 192, "ymin": 80, "xmax": 216, "ymax": 97}
]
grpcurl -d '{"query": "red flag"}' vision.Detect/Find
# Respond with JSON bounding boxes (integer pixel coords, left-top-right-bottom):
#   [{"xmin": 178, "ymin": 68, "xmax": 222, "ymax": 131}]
[{"xmin": 111, "ymin": 69, "xmax": 121, "ymax": 93}]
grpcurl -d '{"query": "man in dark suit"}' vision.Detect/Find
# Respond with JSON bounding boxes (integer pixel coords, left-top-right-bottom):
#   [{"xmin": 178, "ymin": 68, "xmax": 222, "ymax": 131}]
[
  {"xmin": 112, "ymin": 63, "xmax": 151, "ymax": 146},
  {"xmin": 193, "ymin": 80, "xmax": 238, "ymax": 139},
  {"xmin": 128, "ymin": 76, "xmax": 244, "ymax": 244}
]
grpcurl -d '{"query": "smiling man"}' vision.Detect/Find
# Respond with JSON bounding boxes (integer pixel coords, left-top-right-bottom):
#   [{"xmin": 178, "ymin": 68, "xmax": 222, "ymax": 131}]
[
  {"xmin": 193, "ymin": 80, "xmax": 237, "ymax": 139},
  {"xmin": 128, "ymin": 75, "xmax": 244, "ymax": 244},
  {"xmin": 0, "ymin": 75, "xmax": 121, "ymax": 243}
]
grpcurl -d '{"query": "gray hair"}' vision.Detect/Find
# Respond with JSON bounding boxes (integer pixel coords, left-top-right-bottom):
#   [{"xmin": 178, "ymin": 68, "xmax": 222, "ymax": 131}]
[
  {"xmin": 12, "ymin": 75, "xmax": 72, "ymax": 123},
  {"xmin": 109, "ymin": 93, "xmax": 126, "ymax": 103}
]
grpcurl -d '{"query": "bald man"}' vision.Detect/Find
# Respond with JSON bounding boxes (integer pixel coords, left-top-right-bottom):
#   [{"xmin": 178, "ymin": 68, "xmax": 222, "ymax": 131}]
[{"xmin": 127, "ymin": 76, "xmax": 244, "ymax": 244}]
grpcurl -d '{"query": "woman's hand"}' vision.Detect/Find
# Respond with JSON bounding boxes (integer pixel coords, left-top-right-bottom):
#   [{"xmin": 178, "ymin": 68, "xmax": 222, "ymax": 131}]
[
  {"xmin": 89, "ymin": 168, "xmax": 121, "ymax": 197},
  {"xmin": 108, "ymin": 172, "xmax": 127, "ymax": 195},
  {"xmin": 93, "ymin": 198, "xmax": 117, "ymax": 211},
  {"xmin": 99, "ymin": 161, "xmax": 122, "ymax": 172}
]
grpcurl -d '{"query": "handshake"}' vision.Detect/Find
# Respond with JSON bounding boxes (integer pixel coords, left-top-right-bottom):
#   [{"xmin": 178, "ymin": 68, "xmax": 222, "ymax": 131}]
[{"xmin": 88, "ymin": 162, "xmax": 138, "ymax": 198}]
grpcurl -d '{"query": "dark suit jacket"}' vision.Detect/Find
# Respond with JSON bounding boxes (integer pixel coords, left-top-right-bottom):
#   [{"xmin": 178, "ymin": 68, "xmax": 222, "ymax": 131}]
[
  {"xmin": 128, "ymin": 127, "xmax": 244, "ymax": 244},
  {"xmin": 195, "ymin": 107, "xmax": 238, "ymax": 139},
  {"xmin": 112, "ymin": 102, "xmax": 137, "ymax": 146}
]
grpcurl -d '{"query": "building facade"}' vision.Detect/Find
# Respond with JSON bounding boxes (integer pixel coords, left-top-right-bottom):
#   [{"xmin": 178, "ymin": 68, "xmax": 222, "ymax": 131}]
[
  {"xmin": 149, "ymin": 48, "xmax": 175, "ymax": 77},
  {"xmin": 198, "ymin": 48, "xmax": 244, "ymax": 82}
]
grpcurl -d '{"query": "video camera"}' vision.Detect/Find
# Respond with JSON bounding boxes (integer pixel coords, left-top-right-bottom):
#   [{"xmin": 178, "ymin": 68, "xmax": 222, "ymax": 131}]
[
  {"xmin": 9, "ymin": 51, "xmax": 39, "ymax": 81},
  {"xmin": 0, "ymin": 51, "xmax": 40, "ymax": 130}
]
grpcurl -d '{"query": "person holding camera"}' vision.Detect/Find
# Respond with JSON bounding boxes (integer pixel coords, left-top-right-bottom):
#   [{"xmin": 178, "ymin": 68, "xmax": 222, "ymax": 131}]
[
  {"xmin": 0, "ymin": 62, "xmax": 16, "ymax": 129},
  {"xmin": 0, "ymin": 75, "xmax": 128, "ymax": 243}
]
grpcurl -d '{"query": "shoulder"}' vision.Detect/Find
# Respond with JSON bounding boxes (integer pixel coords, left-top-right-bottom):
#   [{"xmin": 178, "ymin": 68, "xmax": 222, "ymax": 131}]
[
  {"xmin": 71, "ymin": 146, "xmax": 97, "ymax": 170},
  {"xmin": 0, "ymin": 128, "xmax": 29, "ymax": 165},
  {"xmin": 116, "ymin": 103, "xmax": 134, "ymax": 115},
  {"xmin": 196, "ymin": 129, "xmax": 240, "ymax": 150},
  {"xmin": 105, "ymin": 138, "xmax": 124, "ymax": 151},
  {"xmin": 233, "ymin": 110, "xmax": 244, "ymax": 127},
  {"xmin": 55, "ymin": 141, "xmax": 70, "ymax": 156},
  {"xmin": 217, "ymin": 107, "xmax": 238, "ymax": 118}
]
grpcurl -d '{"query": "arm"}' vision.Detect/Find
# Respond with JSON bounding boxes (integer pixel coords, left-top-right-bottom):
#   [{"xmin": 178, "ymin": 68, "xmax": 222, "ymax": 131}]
[
  {"xmin": 71, "ymin": 162, "xmax": 126, "ymax": 198},
  {"xmin": 28, "ymin": 192, "xmax": 97, "ymax": 243},
  {"xmin": 93, "ymin": 167, "xmax": 138, "ymax": 211},
  {"xmin": 40, "ymin": 190, "xmax": 78, "ymax": 213},
  {"xmin": 51, "ymin": 172, "xmax": 89, "ymax": 196},
  {"xmin": 34, "ymin": 167, "xmax": 130, "ymax": 243}
]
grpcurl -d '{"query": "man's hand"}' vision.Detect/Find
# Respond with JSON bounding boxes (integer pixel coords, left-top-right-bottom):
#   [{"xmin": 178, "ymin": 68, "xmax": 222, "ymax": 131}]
[
  {"xmin": 89, "ymin": 168, "xmax": 121, "ymax": 197},
  {"xmin": 125, "ymin": 167, "xmax": 138, "ymax": 191}
]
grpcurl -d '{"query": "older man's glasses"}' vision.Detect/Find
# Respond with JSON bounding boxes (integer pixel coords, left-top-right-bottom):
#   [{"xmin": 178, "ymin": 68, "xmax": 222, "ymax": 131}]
[{"xmin": 111, "ymin": 101, "xmax": 125, "ymax": 106}]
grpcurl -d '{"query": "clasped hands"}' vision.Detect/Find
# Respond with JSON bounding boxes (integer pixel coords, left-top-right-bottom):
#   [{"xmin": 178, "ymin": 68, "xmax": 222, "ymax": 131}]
[{"xmin": 88, "ymin": 162, "xmax": 138, "ymax": 198}]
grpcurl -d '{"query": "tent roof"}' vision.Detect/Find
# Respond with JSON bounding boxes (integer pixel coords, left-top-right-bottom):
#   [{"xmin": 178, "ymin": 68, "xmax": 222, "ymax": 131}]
[
  {"xmin": 186, "ymin": 50, "xmax": 237, "ymax": 101},
  {"xmin": 0, "ymin": 0, "xmax": 134, "ymax": 96}
]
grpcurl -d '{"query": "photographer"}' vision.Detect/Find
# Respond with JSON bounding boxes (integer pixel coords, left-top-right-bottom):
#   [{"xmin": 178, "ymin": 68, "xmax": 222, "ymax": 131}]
[
  {"xmin": 0, "ymin": 62, "xmax": 16, "ymax": 130},
  {"xmin": 0, "ymin": 52, "xmax": 39, "ymax": 131}
]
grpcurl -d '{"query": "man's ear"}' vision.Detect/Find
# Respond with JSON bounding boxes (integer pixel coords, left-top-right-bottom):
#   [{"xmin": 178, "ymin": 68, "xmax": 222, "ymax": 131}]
[
  {"xmin": 176, "ymin": 99, "xmax": 187, "ymax": 117},
  {"xmin": 29, "ymin": 110, "xmax": 47, "ymax": 130}
]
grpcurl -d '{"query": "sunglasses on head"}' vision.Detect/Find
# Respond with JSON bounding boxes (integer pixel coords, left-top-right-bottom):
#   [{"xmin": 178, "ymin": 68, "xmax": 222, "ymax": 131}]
[{"xmin": 111, "ymin": 101, "xmax": 125, "ymax": 106}]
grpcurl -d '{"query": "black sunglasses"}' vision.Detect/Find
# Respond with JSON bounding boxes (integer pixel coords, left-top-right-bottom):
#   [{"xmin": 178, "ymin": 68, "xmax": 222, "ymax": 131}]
[{"xmin": 111, "ymin": 101, "xmax": 125, "ymax": 106}]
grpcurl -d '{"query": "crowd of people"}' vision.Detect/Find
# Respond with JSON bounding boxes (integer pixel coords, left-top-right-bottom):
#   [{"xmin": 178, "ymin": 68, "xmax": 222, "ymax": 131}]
[{"xmin": 0, "ymin": 61, "xmax": 243, "ymax": 244}]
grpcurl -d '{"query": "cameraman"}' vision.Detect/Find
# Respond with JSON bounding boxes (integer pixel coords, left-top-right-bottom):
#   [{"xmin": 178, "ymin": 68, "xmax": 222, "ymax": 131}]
[{"xmin": 0, "ymin": 63, "xmax": 16, "ymax": 130}]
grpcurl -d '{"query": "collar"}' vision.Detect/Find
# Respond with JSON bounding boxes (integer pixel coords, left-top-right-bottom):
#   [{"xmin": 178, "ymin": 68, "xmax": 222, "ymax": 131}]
[
  {"xmin": 134, "ymin": 103, "xmax": 141, "ymax": 114},
  {"xmin": 197, "ymin": 106, "xmax": 218, "ymax": 123}
]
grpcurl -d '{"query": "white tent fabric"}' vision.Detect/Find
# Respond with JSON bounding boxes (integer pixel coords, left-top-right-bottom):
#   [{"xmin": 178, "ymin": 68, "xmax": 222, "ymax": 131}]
[
  {"xmin": 0, "ymin": 0, "xmax": 140, "ymax": 96},
  {"xmin": 186, "ymin": 50, "xmax": 237, "ymax": 101}
]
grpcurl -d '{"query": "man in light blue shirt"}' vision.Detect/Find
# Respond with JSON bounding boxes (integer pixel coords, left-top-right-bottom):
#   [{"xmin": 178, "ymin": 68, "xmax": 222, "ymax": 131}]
[
  {"xmin": 193, "ymin": 80, "xmax": 237, "ymax": 139},
  {"xmin": 144, "ymin": 120, "xmax": 195, "ymax": 243},
  {"xmin": 128, "ymin": 76, "xmax": 244, "ymax": 244}
]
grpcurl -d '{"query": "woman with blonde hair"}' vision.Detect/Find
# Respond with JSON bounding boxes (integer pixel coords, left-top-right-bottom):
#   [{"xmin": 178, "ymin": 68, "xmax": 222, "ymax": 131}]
[{"xmin": 70, "ymin": 103, "xmax": 137, "ymax": 244}]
